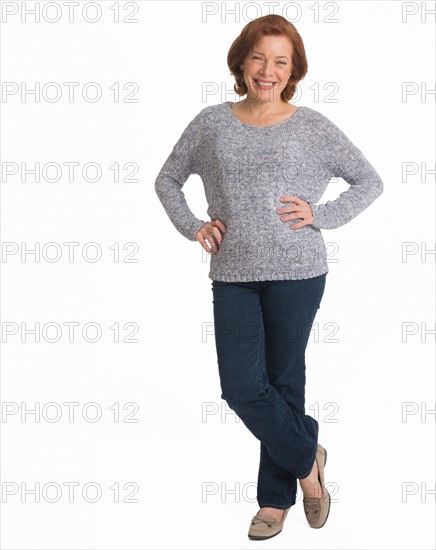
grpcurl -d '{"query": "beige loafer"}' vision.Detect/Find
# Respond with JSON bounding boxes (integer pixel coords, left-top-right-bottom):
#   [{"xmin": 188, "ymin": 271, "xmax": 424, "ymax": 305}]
[
  {"xmin": 303, "ymin": 443, "xmax": 331, "ymax": 529},
  {"xmin": 248, "ymin": 506, "xmax": 291, "ymax": 540}
]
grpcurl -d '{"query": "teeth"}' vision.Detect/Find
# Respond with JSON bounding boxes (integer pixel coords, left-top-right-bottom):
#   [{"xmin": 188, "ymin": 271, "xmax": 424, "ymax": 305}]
[{"xmin": 256, "ymin": 80, "xmax": 275, "ymax": 87}]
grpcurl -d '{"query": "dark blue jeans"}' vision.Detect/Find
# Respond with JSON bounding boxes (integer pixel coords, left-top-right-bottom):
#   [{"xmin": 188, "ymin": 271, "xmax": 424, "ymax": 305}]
[{"xmin": 211, "ymin": 273, "xmax": 327, "ymax": 509}]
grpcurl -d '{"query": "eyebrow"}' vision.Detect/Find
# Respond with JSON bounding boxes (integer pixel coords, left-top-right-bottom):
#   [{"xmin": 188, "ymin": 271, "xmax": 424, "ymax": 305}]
[{"xmin": 252, "ymin": 51, "xmax": 289, "ymax": 59}]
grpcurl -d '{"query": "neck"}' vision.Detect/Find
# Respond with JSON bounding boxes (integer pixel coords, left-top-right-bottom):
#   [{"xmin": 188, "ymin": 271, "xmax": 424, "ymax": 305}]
[{"xmin": 240, "ymin": 96, "xmax": 288, "ymax": 114}]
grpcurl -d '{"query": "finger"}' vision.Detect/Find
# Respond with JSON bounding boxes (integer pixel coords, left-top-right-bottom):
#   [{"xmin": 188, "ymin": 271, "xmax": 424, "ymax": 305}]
[
  {"xmin": 277, "ymin": 204, "xmax": 308, "ymax": 215},
  {"xmin": 198, "ymin": 230, "xmax": 217, "ymax": 253},
  {"xmin": 289, "ymin": 219, "xmax": 309, "ymax": 230},
  {"xmin": 279, "ymin": 195, "xmax": 302, "ymax": 204},
  {"xmin": 280, "ymin": 213, "xmax": 299, "ymax": 222},
  {"xmin": 196, "ymin": 233, "xmax": 212, "ymax": 253},
  {"xmin": 209, "ymin": 226, "xmax": 222, "ymax": 245},
  {"xmin": 277, "ymin": 205, "xmax": 295, "ymax": 215},
  {"xmin": 279, "ymin": 208, "xmax": 305, "ymax": 220},
  {"xmin": 206, "ymin": 227, "xmax": 220, "ymax": 249},
  {"xmin": 204, "ymin": 223, "xmax": 221, "ymax": 245},
  {"xmin": 205, "ymin": 235, "xmax": 218, "ymax": 253},
  {"xmin": 213, "ymin": 219, "xmax": 227, "ymax": 233}
]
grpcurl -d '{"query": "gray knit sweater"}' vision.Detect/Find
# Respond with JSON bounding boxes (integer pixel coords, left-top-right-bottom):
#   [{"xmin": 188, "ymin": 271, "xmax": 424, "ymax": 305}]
[{"xmin": 155, "ymin": 101, "xmax": 383, "ymax": 282}]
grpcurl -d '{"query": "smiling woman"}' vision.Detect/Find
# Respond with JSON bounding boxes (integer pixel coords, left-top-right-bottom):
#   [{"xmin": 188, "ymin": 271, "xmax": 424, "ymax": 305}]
[
  {"xmin": 154, "ymin": 13, "xmax": 383, "ymax": 542},
  {"xmin": 227, "ymin": 14, "xmax": 307, "ymax": 104},
  {"xmin": 235, "ymin": 37, "xmax": 293, "ymax": 105}
]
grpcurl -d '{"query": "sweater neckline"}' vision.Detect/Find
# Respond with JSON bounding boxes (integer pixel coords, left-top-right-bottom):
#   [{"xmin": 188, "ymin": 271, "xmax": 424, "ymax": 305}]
[{"xmin": 226, "ymin": 101, "xmax": 303, "ymax": 128}]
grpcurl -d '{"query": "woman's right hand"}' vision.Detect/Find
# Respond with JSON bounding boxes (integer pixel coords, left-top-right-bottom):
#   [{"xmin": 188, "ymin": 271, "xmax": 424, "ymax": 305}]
[{"xmin": 195, "ymin": 220, "xmax": 227, "ymax": 254}]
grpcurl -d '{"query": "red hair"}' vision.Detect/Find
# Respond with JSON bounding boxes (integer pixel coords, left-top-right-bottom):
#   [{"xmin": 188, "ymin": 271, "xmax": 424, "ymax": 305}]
[{"xmin": 227, "ymin": 14, "xmax": 308, "ymax": 102}]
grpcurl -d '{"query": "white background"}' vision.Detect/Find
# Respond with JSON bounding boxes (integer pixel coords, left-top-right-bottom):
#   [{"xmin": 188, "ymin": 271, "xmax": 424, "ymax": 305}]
[{"xmin": 1, "ymin": 1, "xmax": 435, "ymax": 548}]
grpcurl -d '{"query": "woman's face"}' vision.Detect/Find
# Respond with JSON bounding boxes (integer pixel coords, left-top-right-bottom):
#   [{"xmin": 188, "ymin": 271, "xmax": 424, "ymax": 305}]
[{"xmin": 241, "ymin": 34, "xmax": 293, "ymax": 103}]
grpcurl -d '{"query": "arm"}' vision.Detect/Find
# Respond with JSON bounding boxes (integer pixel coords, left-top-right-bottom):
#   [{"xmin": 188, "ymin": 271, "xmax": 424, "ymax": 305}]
[
  {"xmin": 309, "ymin": 117, "xmax": 384, "ymax": 230},
  {"xmin": 154, "ymin": 109, "xmax": 206, "ymax": 241}
]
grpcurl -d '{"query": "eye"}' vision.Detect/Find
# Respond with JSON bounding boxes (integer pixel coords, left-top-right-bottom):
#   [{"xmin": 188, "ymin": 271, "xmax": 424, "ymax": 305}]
[{"xmin": 277, "ymin": 61, "xmax": 287, "ymax": 65}]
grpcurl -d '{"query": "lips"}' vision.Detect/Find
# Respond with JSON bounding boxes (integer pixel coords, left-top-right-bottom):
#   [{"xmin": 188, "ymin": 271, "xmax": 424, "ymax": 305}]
[{"xmin": 254, "ymin": 79, "xmax": 278, "ymax": 88}]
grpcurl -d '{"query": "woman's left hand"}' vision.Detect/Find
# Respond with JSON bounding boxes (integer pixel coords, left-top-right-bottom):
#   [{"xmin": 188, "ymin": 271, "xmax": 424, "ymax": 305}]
[{"xmin": 276, "ymin": 196, "xmax": 314, "ymax": 229}]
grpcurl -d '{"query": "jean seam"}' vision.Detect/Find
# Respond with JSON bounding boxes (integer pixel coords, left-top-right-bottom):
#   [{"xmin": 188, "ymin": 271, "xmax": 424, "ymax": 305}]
[{"xmin": 254, "ymin": 318, "xmax": 265, "ymax": 395}]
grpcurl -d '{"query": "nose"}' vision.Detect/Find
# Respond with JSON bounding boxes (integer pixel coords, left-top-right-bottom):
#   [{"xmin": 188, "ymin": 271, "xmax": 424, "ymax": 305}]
[{"xmin": 259, "ymin": 59, "xmax": 275, "ymax": 76}]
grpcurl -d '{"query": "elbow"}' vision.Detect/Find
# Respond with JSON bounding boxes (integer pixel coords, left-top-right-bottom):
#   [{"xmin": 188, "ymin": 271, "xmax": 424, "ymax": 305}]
[
  {"xmin": 154, "ymin": 174, "xmax": 164, "ymax": 199},
  {"xmin": 367, "ymin": 169, "xmax": 383, "ymax": 200},
  {"xmin": 375, "ymin": 175, "xmax": 384, "ymax": 198}
]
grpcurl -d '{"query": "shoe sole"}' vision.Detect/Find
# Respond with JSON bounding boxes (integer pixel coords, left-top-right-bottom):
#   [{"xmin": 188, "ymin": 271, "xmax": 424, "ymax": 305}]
[
  {"xmin": 248, "ymin": 529, "xmax": 283, "ymax": 540},
  {"xmin": 313, "ymin": 447, "xmax": 330, "ymax": 529}
]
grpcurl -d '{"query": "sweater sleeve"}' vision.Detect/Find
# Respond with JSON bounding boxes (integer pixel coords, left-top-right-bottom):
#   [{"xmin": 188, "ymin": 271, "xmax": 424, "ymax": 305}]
[
  {"xmin": 154, "ymin": 109, "xmax": 206, "ymax": 241},
  {"xmin": 308, "ymin": 116, "xmax": 384, "ymax": 230}
]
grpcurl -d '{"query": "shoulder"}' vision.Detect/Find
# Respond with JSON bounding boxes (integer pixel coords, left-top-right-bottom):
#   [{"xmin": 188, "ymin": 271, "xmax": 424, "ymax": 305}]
[
  {"xmin": 299, "ymin": 105, "xmax": 339, "ymax": 131},
  {"xmin": 299, "ymin": 106, "xmax": 355, "ymax": 145},
  {"xmin": 195, "ymin": 101, "xmax": 229, "ymax": 124},
  {"xmin": 183, "ymin": 102, "xmax": 226, "ymax": 124},
  {"xmin": 181, "ymin": 102, "xmax": 229, "ymax": 138}
]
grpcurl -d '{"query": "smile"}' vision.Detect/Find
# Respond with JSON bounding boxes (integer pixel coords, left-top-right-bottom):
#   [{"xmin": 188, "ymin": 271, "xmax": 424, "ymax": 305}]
[{"xmin": 254, "ymin": 79, "xmax": 278, "ymax": 88}]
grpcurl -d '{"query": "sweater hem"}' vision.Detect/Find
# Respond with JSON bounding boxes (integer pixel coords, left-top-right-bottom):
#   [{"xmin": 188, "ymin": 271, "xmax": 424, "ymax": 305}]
[{"xmin": 208, "ymin": 264, "xmax": 329, "ymax": 282}]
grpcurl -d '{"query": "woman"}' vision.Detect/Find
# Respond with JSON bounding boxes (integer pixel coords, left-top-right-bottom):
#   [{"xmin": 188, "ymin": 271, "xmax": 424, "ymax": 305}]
[{"xmin": 155, "ymin": 14, "xmax": 383, "ymax": 540}]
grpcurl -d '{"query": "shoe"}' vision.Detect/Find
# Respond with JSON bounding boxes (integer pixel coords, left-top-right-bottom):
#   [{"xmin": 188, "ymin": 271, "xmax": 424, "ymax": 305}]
[
  {"xmin": 247, "ymin": 506, "xmax": 292, "ymax": 540},
  {"xmin": 302, "ymin": 443, "xmax": 331, "ymax": 529}
]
